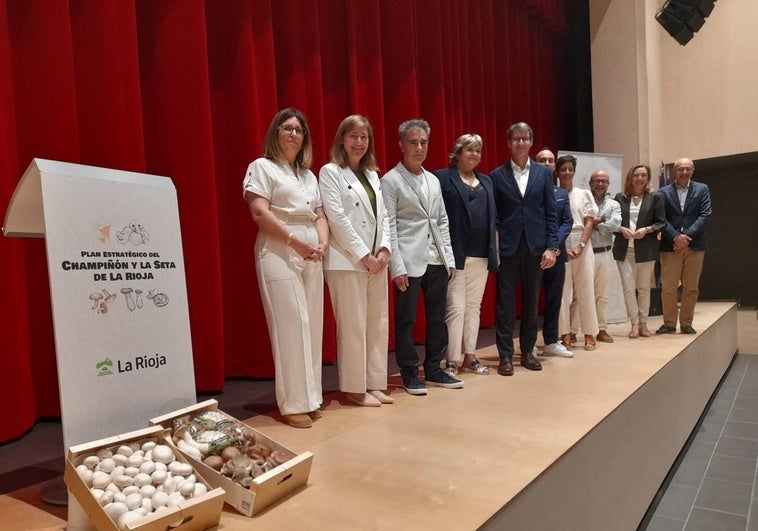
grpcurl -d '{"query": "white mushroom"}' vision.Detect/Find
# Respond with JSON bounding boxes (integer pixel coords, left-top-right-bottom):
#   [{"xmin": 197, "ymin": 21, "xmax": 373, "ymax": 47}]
[{"xmin": 120, "ymin": 288, "xmax": 135, "ymax": 311}]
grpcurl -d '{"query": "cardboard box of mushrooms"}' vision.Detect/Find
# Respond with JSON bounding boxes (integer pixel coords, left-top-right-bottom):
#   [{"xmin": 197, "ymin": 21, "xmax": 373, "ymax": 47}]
[
  {"xmin": 149, "ymin": 399, "xmax": 313, "ymax": 517},
  {"xmin": 64, "ymin": 425, "xmax": 226, "ymax": 531}
]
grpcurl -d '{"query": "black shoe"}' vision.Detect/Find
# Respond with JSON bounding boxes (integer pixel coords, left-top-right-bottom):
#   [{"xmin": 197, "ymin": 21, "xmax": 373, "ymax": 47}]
[
  {"xmin": 655, "ymin": 325, "xmax": 677, "ymax": 335},
  {"xmin": 425, "ymin": 371, "xmax": 464, "ymax": 389},
  {"xmin": 681, "ymin": 325, "xmax": 697, "ymax": 334},
  {"xmin": 402, "ymin": 373, "xmax": 427, "ymax": 396},
  {"xmin": 498, "ymin": 357, "xmax": 514, "ymax": 376}
]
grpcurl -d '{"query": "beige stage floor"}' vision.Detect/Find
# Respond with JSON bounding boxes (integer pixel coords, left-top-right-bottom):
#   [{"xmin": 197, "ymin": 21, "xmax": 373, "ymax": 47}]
[{"xmin": 0, "ymin": 302, "xmax": 737, "ymax": 531}]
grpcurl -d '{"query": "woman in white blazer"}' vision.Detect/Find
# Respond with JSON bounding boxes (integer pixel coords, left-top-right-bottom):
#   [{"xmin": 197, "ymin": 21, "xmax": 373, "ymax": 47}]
[{"xmin": 319, "ymin": 115, "xmax": 393, "ymax": 407}]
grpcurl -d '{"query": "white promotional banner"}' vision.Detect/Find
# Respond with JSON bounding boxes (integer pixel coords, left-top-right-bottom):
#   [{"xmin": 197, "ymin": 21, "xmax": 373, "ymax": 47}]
[
  {"xmin": 4, "ymin": 159, "xmax": 197, "ymax": 450},
  {"xmin": 557, "ymin": 150, "xmax": 627, "ymax": 325}
]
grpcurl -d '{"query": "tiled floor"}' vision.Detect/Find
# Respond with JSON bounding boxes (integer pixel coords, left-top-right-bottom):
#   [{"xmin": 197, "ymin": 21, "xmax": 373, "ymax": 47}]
[{"xmin": 642, "ymin": 354, "xmax": 758, "ymax": 531}]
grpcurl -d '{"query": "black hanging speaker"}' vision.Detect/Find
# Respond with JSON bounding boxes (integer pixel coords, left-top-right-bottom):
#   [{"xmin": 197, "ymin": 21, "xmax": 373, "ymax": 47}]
[{"xmin": 656, "ymin": 0, "xmax": 717, "ymax": 45}]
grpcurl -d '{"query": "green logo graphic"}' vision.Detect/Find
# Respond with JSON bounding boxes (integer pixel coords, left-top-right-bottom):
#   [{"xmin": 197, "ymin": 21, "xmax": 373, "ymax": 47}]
[{"xmin": 96, "ymin": 357, "xmax": 113, "ymax": 376}]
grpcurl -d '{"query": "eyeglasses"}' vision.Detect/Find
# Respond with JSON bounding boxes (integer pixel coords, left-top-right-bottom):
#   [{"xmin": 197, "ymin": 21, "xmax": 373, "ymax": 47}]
[
  {"xmin": 675, "ymin": 167, "xmax": 694, "ymax": 173},
  {"xmin": 279, "ymin": 124, "xmax": 306, "ymax": 136},
  {"xmin": 590, "ymin": 180, "xmax": 609, "ymax": 184},
  {"xmin": 510, "ymin": 137, "xmax": 532, "ymax": 144}
]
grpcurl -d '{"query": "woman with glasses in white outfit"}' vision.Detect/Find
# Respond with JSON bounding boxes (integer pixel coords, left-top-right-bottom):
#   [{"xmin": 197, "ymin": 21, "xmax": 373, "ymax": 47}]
[{"xmin": 243, "ymin": 108, "xmax": 329, "ymax": 429}]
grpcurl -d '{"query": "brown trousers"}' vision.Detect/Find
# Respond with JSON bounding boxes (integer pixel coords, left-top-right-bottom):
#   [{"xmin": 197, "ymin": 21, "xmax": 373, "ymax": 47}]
[{"xmin": 660, "ymin": 249, "xmax": 705, "ymax": 328}]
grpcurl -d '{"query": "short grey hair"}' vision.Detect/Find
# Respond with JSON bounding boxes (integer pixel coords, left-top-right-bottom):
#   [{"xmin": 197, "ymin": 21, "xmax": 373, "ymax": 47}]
[
  {"xmin": 449, "ymin": 134, "xmax": 483, "ymax": 166},
  {"xmin": 398, "ymin": 119, "xmax": 430, "ymax": 140},
  {"xmin": 506, "ymin": 122, "xmax": 533, "ymax": 141}
]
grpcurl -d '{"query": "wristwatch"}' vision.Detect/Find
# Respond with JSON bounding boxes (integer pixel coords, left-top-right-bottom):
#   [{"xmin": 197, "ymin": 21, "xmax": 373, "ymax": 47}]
[{"xmin": 578, "ymin": 242, "xmax": 587, "ymax": 249}]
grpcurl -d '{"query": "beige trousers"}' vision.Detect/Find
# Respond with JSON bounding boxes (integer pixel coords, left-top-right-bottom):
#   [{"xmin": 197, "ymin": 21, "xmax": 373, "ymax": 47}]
[
  {"xmin": 660, "ymin": 249, "xmax": 705, "ymax": 328},
  {"xmin": 256, "ymin": 225, "xmax": 323, "ymax": 416},
  {"xmin": 325, "ymin": 269, "xmax": 389, "ymax": 393},
  {"xmin": 445, "ymin": 257, "xmax": 490, "ymax": 362},
  {"xmin": 560, "ymin": 231, "xmax": 599, "ymax": 336},
  {"xmin": 592, "ymin": 249, "xmax": 616, "ymax": 330},
  {"xmin": 616, "ymin": 247, "xmax": 655, "ymax": 325}
]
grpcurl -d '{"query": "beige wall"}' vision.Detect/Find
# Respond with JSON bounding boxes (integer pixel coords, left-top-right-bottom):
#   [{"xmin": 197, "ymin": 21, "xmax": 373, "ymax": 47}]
[{"xmin": 591, "ymin": 0, "xmax": 758, "ymax": 169}]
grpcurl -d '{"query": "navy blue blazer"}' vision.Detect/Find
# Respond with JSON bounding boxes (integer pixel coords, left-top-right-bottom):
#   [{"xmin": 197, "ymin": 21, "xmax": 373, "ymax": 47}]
[
  {"xmin": 658, "ymin": 180, "xmax": 711, "ymax": 252},
  {"xmin": 554, "ymin": 186, "xmax": 573, "ymax": 264},
  {"xmin": 433, "ymin": 167, "xmax": 498, "ymax": 272},
  {"xmin": 489, "ymin": 159, "xmax": 558, "ymax": 258}
]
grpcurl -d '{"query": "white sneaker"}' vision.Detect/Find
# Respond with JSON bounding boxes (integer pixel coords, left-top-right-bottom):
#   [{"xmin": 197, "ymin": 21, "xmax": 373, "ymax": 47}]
[
  {"xmin": 543, "ymin": 342, "xmax": 574, "ymax": 358},
  {"xmin": 531, "ymin": 346, "xmax": 540, "ymax": 357}
]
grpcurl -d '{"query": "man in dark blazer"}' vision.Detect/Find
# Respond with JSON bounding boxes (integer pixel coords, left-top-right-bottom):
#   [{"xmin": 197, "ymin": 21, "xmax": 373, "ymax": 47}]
[
  {"xmin": 656, "ymin": 158, "xmax": 712, "ymax": 334},
  {"xmin": 535, "ymin": 149, "xmax": 574, "ymax": 358},
  {"xmin": 490, "ymin": 123, "xmax": 559, "ymax": 376}
]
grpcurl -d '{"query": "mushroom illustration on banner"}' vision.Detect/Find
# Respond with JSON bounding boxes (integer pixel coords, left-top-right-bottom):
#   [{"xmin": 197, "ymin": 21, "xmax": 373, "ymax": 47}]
[
  {"xmin": 118, "ymin": 287, "xmax": 169, "ymax": 310},
  {"xmin": 115, "ymin": 219, "xmax": 150, "ymax": 246},
  {"xmin": 88, "ymin": 289, "xmax": 117, "ymax": 315}
]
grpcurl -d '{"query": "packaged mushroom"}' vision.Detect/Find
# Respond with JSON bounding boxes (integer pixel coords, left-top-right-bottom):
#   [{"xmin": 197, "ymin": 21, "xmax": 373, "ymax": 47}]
[
  {"xmin": 64, "ymin": 426, "xmax": 224, "ymax": 531},
  {"xmin": 150, "ymin": 400, "xmax": 313, "ymax": 517},
  {"xmin": 170, "ymin": 409, "xmax": 292, "ymax": 487}
]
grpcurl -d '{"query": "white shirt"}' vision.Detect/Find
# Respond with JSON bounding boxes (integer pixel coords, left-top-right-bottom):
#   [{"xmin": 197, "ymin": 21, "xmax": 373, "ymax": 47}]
[
  {"xmin": 243, "ymin": 157, "xmax": 321, "ymax": 221},
  {"xmin": 567, "ymin": 187, "xmax": 598, "ymax": 230},
  {"xmin": 510, "ymin": 159, "xmax": 530, "ymax": 196}
]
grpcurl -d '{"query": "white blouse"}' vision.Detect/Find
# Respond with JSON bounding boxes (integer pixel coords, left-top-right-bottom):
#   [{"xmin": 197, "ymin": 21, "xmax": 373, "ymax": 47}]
[
  {"xmin": 243, "ymin": 157, "xmax": 321, "ymax": 220},
  {"xmin": 568, "ymin": 187, "xmax": 598, "ymax": 230}
]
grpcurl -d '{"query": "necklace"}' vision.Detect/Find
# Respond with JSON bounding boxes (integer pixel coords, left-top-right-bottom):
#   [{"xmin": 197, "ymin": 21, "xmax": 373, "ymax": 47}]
[{"xmin": 459, "ymin": 171, "xmax": 478, "ymax": 187}]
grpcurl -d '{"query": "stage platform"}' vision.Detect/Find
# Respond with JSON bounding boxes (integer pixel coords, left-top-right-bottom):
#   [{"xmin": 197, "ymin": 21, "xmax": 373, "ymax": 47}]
[{"xmin": 1, "ymin": 302, "xmax": 738, "ymax": 530}]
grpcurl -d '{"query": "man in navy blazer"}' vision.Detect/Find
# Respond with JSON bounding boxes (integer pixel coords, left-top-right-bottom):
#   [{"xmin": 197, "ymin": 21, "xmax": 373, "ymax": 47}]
[
  {"xmin": 490, "ymin": 123, "xmax": 559, "ymax": 376},
  {"xmin": 656, "ymin": 157, "xmax": 712, "ymax": 335}
]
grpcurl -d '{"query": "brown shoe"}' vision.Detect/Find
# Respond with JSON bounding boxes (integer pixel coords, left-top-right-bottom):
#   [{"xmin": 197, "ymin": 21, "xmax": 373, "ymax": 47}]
[
  {"xmin": 596, "ymin": 330, "xmax": 614, "ymax": 343},
  {"xmin": 308, "ymin": 409, "xmax": 324, "ymax": 419},
  {"xmin": 570, "ymin": 333, "xmax": 578, "ymax": 344},
  {"xmin": 498, "ymin": 357, "xmax": 514, "ymax": 376},
  {"xmin": 561, "ymin": 334, "xmax": 572, "ymax": 350},
  {"xmin": 284, "ymin": 414, "xmax": 313, "ymax": 429},
  {"xmin": 639, "ymin": 323, "xmax": 651, "ymax": 337},
  {"xmin": 584, "ymin": 335, "xmax": 597, "ymax": 351},
  {"xmin": 520, "ymin": 353, "xmax": 543, "ymax": 371}
]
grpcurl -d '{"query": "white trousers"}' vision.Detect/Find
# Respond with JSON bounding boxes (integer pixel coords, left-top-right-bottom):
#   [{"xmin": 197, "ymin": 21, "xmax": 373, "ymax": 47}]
[
  {"xmin": 593, "ymin": 249, "xmax": 616, "ymax": 330},
  {"xmin": 325, "ymin": 269, "xmax": 389, "ymax": 393},
  {"xmin": 256, "ymin": 225, "xmax": 323, "ymax": 416},
  {"xmin": 560, "ymin": 231, "xmax": 599, "ymax": 336},
  {"xmin": 445, "ymin": 257, "xmax": 489, "ymax": 362},
  {"xmin": 616, "ymin": 247, "xmax": 655, "ymax": 325}
]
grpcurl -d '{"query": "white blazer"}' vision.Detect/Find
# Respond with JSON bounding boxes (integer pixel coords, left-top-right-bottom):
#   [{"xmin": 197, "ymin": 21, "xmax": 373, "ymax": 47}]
[
  {"xmin": 319, "ymin": 163, "xmax": 391, "ymax": 271},
  {"xmin": 381, "ymin": 162, "xmax": 455, "ymax": 279}
]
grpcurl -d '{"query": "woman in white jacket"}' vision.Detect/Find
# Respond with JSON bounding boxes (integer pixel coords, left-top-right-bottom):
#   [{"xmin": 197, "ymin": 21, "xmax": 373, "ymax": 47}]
[{"xmin": 319, "ymin": 115, "xmax": 393, "ymax": 407}]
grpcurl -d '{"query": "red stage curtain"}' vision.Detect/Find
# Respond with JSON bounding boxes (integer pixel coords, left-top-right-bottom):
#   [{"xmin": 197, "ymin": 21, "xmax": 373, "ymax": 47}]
[{"xmin": 0, "ymin": 0, "xmax": 577, "ymax": 443}]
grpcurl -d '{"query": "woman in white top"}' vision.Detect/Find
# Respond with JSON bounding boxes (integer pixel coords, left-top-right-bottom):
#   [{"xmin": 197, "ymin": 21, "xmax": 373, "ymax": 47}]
[
  {"xmin": 556, "ymin": 155, "xmax": 600, "ymax": 351},
  {"xmin": 612, "ymin": 164, "xmax": 665, "ymax": 338},
  {"xmin": 319, "ymin": 115, "xmax": 393, "ymax": 407},
  {"xmin": 243, "ymin": 108, "xmax": 329, "ymax": 429}
]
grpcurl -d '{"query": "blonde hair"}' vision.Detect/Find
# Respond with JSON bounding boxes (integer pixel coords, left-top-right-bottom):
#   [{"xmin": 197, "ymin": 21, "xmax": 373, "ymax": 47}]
[
  {"xmin": 329, "ymin": 115, "xmax": 378, "ymax": 171},
  {"xmin": 448, "ymin": 134, "xmax": 483, "ymax": 166},
  {"xmin": 623, "ymin": 164, "xmax": 652, "ymax": 197}
]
